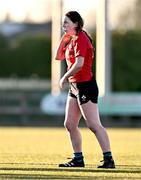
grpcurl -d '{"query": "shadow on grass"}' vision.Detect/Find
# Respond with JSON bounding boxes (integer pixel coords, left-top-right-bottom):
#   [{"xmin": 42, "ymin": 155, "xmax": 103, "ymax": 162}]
[
  {"xmin": 0, "ymin": 174, "xmax": 121, "ymax": 180},
  {"xmin": 0, "ymin": 173, "xmax": 141, "ymax": 180},
  {"xmin": 0, "ymin": 163, "xmax": 141, "ymax": 173},
  {"xmin": 0, "ymin": 163, "xmax": 141, "ymax": 179},
  {"xmin": 0, "ymin": 167, "xmax": 141, "ymax": 173}
]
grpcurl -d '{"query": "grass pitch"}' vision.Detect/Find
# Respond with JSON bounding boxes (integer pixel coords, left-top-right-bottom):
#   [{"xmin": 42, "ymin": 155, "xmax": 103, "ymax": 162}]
[{"xmin": 0, "ymin": 127, "xmax": 141, "ymax": 179}]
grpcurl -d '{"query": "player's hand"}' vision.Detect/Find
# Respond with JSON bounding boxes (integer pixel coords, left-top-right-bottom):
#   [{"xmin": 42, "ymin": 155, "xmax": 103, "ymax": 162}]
[
  {"xmin": 59, "ymin": 76, "xmax": 68, "ymax": 89},
  {"xmin": 62, "ymin": 33, "xmax": 72, "ymax": 46}
]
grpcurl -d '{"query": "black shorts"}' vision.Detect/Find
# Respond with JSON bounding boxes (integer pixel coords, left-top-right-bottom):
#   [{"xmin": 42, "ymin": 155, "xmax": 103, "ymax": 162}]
[{"xmin": 68, "ymin": 77, "xmax": 99, "ymax": 105}]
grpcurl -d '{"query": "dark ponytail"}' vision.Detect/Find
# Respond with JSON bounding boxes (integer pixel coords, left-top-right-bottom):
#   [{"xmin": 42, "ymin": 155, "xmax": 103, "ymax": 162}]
[{"xmin": 82, "ymin": 30, "xmax": 93, "ymax": 45}]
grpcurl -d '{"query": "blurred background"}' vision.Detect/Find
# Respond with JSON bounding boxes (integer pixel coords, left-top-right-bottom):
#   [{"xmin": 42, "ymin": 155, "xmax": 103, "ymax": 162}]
[{"xmin": 0, "ymin": 0, "xmax": 141, "ymax": 127}]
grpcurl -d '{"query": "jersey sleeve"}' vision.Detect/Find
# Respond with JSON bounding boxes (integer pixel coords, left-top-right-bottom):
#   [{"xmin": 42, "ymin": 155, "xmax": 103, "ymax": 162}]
[{"xmin": 73, "ymin": 35, "xmax": 87, "ymax": 58}]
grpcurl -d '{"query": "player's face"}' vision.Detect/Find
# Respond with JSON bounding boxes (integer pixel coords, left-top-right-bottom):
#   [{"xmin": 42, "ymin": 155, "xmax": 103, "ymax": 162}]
[{"xmin": 62, "ymin": 16, "xmax": 77, "ymax": 34}]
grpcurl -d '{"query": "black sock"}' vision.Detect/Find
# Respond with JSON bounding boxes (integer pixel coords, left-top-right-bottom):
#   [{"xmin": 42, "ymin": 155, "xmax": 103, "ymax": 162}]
[
  {"xmin": 103, "ymin": 151, "xmax": 112, "ymax": 161},
  {"xmin": 73, "ymin": 152, "xmax": 83, "ymax": 162}
]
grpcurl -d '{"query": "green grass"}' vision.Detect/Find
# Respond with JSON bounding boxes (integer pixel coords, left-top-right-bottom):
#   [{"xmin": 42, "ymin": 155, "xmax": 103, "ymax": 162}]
[{"xmin": 0, "ymin": 127, "xmax": 141, "ymax": 179}]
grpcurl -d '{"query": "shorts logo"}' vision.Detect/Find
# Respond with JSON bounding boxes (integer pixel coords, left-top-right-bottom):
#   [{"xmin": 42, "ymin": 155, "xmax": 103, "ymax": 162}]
[{"xmin": 81, "ymin": 95, "xmax": 86, "ymax": 101}]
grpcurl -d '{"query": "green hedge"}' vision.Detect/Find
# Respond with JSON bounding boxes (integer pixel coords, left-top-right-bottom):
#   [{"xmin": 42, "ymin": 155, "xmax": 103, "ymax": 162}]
[
  {"xmin": 0, "ymin": 34, "xmax": 51, "ymax": 78},
  {"xmin": 112, "ymin": 31, "xmax": 141, "ymax": 92}
]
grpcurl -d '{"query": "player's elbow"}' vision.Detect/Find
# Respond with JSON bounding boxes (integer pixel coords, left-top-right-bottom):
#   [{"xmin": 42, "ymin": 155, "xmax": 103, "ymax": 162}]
[
  {"xmin": 72, "ymin": 56, "xmax": 84, "ymax": 72},
  {"xmin": 75, "ymin": 56, "xmax": 84, "ymax": 69},
  {"xmin": 77, "ymin": 64, "xmax": 83, "ymax": 70}
]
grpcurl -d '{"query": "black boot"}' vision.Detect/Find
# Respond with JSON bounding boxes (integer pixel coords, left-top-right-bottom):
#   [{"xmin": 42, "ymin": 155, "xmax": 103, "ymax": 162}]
[
  {"xmin": 59, "ymin": 157, "xmax": 85, "ymax": 167},
  {"xmin": 97, "ymin": 159, "xmax": 115, "ymax": 168}
]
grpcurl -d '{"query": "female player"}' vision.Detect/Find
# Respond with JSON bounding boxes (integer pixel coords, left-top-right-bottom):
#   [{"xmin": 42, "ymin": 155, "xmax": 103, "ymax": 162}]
[{"xmin": 55, "ymin": 11, "xmax": 115, "ymax": 168}]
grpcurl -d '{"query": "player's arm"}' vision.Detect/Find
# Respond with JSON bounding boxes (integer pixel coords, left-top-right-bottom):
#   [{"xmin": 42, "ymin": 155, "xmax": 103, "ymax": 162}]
[
  {"xmin": 60, "ymin": 56, "xmax": 84, "ymax": 89},
  {"xmin": 65, "ymin": 56, "xmax": 84, "ymax": 78},
  {"xmin": 55, "ymin": 34, "xmax": 72, "ymax": 61}
]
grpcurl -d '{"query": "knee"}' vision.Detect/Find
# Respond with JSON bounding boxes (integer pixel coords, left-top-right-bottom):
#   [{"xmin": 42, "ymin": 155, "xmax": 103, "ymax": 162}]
[
  {"xmin": 64, "ymin": 119, "xmax": 77, "ymax": 132},
  {"xmin": 88, "ymin": 123, "xmax": 104, "ymax": 134}
]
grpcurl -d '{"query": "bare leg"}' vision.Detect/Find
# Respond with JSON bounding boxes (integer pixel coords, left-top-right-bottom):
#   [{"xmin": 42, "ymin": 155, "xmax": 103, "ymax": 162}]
[
  {"xmin": 79, "ymin": 101, "xmax": 111, "ymax": 152},
  {"xmin": 64, "ymin": 96, "xmax": 82, "ymax": 153}
]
